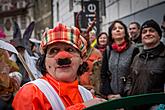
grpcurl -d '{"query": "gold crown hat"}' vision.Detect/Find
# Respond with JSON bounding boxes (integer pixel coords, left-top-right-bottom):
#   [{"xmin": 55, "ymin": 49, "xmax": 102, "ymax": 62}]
[{"xmin": 40, "ymin": 23, "xmax": 87, "ymax": 57}]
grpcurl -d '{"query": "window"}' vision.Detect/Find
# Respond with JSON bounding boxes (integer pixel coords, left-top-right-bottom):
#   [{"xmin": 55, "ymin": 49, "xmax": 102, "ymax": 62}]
[
  {"xmin": 69, "ymin": 0, "xmax": 73, "ymax": 11},
  {"xmin": 10, "ymin": 2, "xmax": 17, "ymax": 10},
  {"xmin": 12, "ymin": 16, "xmax": 17, "ymax": 22},
  {"xmin": 4, "ymin": 18, "xmax": 12, "ymax": 31},
  {"xmin": 20, "ymin": 15, "xmax": 26, "ymax": 29},
  {"xmin": 101, "ymin": 0, "xmax": 106, "ymax": 16},
  {"xmin": 4, "ymin": 5, "xmax": 8, "ymax": 11},
  {"xmin": 19, "ymin": 1, "xmax": 25, "ymax": 8},
  {"xmin": 0, "ymin": 18, "xmax": 3, "ymax": 24},
  {"xmin": 0, "ymin": 5, "xmax": 2, "ymax": 12},
  {"xmin": 56, "ymin": 2, "xmax": 59, "ymax": 21}
]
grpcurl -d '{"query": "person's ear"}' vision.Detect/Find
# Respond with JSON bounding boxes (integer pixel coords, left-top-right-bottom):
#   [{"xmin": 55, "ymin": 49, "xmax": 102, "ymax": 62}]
[{"xmin": 80, "ymin": 58, "xmax": 83, "ymax": 65}]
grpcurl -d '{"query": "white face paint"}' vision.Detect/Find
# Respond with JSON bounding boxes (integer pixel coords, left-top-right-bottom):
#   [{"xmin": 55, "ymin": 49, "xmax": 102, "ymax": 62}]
[{"xmin": 45, "ymin": 42, "xmax": 83, "ymax": 82}]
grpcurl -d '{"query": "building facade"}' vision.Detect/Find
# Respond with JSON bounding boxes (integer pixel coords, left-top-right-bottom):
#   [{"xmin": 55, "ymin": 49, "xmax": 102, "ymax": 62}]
[
  {"xmin": 0, "ymin": 0, "xmax": 53, "ymax": 41},
  {"xmin": 1, "ymin": 0, "xmax": 164, "ymax": 41},
  {"xmin": 0, "ymin": 0, "xmax": 34, "ymax": 41},
  {"xmin": 102, "ymin": 0, "xmax": 165, "ymax": 32},
  {"xmin": 33, "ymin": 0, "xmax": 53, "ymax": 39},
  {"xmin": 53, "ymin": 0, "xmax": 165, "ymax": 33}
]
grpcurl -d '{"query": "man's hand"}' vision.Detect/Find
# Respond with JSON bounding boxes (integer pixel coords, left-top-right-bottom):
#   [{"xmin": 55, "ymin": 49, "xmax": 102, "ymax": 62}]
[
  {"xmin": 84, "ymin": 98, "xmax": 107, "ymax": 107},
  {"xmin": 107, "ymin": 94, "xmax": 121, "ymax": 100}
]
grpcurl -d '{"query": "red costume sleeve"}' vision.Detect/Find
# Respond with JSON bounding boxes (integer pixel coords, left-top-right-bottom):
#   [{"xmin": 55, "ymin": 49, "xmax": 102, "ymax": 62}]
[
  {"xmin": 12, "ymin": 84, "xmax": 52, "ymax": 110},
  {"xmin": 12, "ymin": 81, "xmax": 89, "ymax": 110}
]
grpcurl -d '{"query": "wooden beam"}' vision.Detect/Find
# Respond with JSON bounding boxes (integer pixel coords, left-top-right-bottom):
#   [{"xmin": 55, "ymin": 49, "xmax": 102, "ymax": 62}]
[{"xmin": 0, "ymin": 8, "xmax": 28, "ymax": 18}]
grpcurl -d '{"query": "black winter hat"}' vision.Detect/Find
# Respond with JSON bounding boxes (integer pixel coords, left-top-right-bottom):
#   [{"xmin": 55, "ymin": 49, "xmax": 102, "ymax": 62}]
[{"xmin": 141, "ymin": 19, "xmax": 162, "ymax": 38}]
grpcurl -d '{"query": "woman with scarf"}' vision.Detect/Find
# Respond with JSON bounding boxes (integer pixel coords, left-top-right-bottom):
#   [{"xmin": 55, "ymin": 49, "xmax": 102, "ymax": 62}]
[
  {"xmin": 100, "ymin": 20, "xmax": 139, "ymax": 100},
  {"xmin": 95, "ymin": 32, "xmax": 109, "ymax": 54}
]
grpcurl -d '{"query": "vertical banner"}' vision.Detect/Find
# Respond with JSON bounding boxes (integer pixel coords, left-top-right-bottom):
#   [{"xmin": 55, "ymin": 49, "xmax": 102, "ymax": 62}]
[
  {"xmin": 84, "ymin": 1, "xmax": 100, "ymax": 36},
  {"xmin": 74, "ymin": 1, "xmax": 100, "ymax": 36}
]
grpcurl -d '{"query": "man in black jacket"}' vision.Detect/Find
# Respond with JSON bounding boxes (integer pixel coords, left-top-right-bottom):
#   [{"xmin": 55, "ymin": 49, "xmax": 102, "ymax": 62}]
[
  {"xmin": 125, "ymin": 19, "xmax": 165, "ymax": 110},
  {"xmin": 128, "ymin": 22, "xmax": 141, "ymax": 44}
]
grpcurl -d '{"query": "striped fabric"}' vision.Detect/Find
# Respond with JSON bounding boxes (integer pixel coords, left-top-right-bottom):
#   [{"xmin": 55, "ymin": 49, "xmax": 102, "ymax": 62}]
[{"xmin": 40, "ymin": 23, "xmax": 87, "ymax": 56}]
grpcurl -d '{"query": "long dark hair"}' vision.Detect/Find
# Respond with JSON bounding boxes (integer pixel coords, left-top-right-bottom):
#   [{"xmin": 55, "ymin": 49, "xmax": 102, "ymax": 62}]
[
  {"xmin": 108, "ymin": 20, "xmax": 131, "ymax": 47},
  {"xmin": 36, "ymin": 48, "xmax": 47, "ymax": 75}
]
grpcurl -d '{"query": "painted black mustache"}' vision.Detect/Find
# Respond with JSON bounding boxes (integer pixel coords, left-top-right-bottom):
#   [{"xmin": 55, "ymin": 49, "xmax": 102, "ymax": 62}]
[{"xmin": 57, "ymin": 58, "xmax": 71, "ymax": 65}]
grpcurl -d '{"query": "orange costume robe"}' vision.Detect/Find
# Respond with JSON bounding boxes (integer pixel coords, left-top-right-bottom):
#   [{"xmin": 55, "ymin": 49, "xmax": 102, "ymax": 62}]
[
  {"xmin": 80, "ymin": 47, "xmax": 102, "ymax": 89},
  {"xmin": 12, "ymin": 74, "xmax": 91, "ymax": 110}
]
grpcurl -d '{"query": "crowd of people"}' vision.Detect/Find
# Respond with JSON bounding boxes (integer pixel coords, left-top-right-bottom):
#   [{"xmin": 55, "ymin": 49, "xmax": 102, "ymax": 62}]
[{"xmin": 0, "ymin": 16, "xmax": 165, "ymax": 110}]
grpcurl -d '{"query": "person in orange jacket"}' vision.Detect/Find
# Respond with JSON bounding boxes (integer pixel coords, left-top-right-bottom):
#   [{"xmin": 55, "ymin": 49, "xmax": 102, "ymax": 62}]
[{"xmin": 12, "ymin": 23, "xmax": 106, "ymax": 110}]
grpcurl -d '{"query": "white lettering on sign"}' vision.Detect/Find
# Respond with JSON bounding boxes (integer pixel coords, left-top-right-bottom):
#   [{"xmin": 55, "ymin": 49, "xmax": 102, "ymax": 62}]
[{"xmin": 87, "ymin": 4, "xmax": 96, "ymax": 13}]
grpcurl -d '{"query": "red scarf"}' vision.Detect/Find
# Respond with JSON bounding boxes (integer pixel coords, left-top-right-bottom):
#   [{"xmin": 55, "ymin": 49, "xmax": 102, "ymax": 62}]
[
  {"xmin": 98, "ymin": 45, "xmax": 106, "ymax": 54},
  {"xmin": 112, "ymin": 40, "xmax": 127, "ymax": 53}
]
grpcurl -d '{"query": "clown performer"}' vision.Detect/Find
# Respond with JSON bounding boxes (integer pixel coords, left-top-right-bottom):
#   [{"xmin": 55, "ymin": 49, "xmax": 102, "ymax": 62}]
[
  {"xmin": 12, "ymin": 23, "xmax": 106, "ymax": 110},
  {"xmin": 0, "ymin": 46, "xmax": 22, "ymax": 110}
]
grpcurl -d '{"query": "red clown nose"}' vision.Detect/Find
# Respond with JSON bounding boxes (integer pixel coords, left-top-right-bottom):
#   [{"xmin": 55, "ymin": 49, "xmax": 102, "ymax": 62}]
[{"xmin": 54, "ymin": 51, "xmax": 73, "ymax": 66}]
